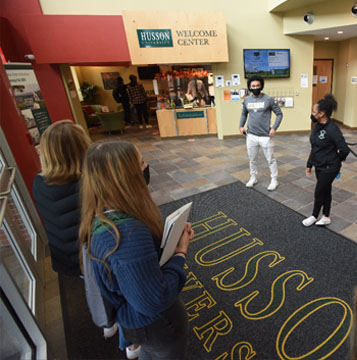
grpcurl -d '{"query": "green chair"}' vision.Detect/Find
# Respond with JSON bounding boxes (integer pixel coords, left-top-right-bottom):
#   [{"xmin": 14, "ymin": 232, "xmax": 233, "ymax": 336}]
[
  {"xmin": 96, "ymin": 111, "xmax": 126, "ymax": 134},
  {"xmin": 90, "ymin": 104, "xmax": 103, "ymax": 113},
  {"xmin": 116, "ymin": 104, "xmax": 138, "ymax": 124}
]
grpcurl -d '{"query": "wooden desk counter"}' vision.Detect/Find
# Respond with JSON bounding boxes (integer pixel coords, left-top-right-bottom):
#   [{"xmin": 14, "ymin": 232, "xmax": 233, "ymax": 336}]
[{"xmin": 156, "ymin": 107, "xmax": 217, "ymax": 138}]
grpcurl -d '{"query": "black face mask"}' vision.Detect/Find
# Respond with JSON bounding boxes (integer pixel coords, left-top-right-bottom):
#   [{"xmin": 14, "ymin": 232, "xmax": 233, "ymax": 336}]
[
  {"xmin": 310, "ymin": 114, "xmax": 318, "ymax": 123},
  {"xmin": 143, "ymin": 164, "xmax": 150, "ymax": 185},
  {"xmin": 250, "ymin": 88, "xmax": 262, "ymax": 96}
]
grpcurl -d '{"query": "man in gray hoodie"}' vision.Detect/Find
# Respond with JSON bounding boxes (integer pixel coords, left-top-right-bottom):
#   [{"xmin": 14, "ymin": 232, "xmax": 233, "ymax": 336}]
[{"xmin": 239, "ymin": 75, "xmax": 283, "ymax": 191}]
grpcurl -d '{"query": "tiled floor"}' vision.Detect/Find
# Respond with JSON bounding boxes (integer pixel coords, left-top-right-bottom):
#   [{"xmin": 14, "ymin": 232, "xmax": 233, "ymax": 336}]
[
  {"xmin": 91, "ymin": 121, "xmax": 357, "ymax": 243},
  {"xmin": 45, "ymin": 121, "xmax": 356, "ymax": 359}
]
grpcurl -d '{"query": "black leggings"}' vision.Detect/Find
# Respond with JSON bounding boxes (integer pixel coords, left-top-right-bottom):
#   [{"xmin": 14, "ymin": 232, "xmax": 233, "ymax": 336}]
[
  {"xmin": 312, "ymin": 169, "xmax": 339, "ymax": 218},
  {"xmin": 122, "ymin": 298, "xmax": 188, "ymax": 360}
]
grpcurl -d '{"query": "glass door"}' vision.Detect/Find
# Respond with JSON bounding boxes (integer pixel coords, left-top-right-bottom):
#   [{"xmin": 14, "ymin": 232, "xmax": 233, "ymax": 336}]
[{"xmin": 0, "ymin": 128, "xmax": 48, "ymax": 359}]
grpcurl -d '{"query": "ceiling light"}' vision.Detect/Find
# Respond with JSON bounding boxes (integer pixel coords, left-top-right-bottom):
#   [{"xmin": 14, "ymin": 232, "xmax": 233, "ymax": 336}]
[
  {"xmin": 337, "ymin": 31, "xmax": 344, "ymax": 34},
  {"xmin": 324, "ymin": 37, "xmax": 330, "ymax": 40}
]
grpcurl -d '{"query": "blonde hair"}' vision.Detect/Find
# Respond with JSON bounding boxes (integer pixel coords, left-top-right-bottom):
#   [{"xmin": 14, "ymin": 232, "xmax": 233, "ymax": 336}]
[
  {"xmin": 79, "ymin": 140, "xmax": 163, "ymax": 273},
  {"xmin": 39, "ymin": 120, "xmax": 91, "ymax": 184}
]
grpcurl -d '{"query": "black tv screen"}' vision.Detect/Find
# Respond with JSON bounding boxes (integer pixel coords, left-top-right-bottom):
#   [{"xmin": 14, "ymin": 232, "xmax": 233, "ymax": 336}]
[
  {"xmin": 243, "ymin": 49, "xmax": 290, "ymax": 78},
  {"xmin": 137, "ymin": 66, "xmax": 160, "ymax": 80}
]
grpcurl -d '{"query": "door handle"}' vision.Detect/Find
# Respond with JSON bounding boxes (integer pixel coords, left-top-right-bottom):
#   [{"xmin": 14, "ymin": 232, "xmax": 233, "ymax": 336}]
[{"xmin": 0, "ymin": 167, "xmax": 16, "ymax": 196}]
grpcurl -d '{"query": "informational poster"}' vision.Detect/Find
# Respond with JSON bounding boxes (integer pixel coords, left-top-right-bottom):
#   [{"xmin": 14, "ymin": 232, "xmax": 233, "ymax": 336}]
[
  {"xmin": 215, "ymin": 75, "xmax": 224, "ymax": 87},
  {"xmin": 319, "ymin": 76, "xmax": 328, "ymax": 84},
  {"xmin": 285, "ymin": 97, "xmax": 294, "ymax": 107},
  {"xmin": 224, "ymin": 90, "xmax": 240, "ymax": 101},
  {"xmin": 300, "ymin": 74, "xmax": 308, "ymax": 88},
  {"xmin": 232, "ymin": 74, "xmax": 240, "ymax": 86},
  {"xmin": 231, "ymin": 90, "xmax": 240, "ymax": 101},
  {"xmin": 352, "ymin": 77, "xmax": 357, "ymax": 85},
  {"xmin": 313, "ymin": 75, "xmax": 318, "ymax": 85},
  {"xmin": 5, "ymin": 63, "xmax": 51, "ymax": 146}
]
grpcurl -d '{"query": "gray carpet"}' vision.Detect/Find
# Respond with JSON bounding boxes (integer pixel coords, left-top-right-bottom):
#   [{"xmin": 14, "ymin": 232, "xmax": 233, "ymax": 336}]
[{"xmin": 160, "ymin": 180, "xmax": 357, "ymax": 360}]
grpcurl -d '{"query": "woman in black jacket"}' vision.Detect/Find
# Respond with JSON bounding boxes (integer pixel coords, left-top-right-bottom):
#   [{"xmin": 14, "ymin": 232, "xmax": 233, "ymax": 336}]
[
  {"xmin": 302, "ymin": 94, "xmax": 350, "ymax": 227},
  {"xmin": 33, "ymin": 120, "xmax": 91, "ymax": 275}
]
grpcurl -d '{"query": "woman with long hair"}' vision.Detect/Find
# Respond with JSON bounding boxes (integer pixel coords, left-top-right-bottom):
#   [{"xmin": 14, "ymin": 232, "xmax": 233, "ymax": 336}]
[
  {"xmin": 79, "ymin": 140, "xmax": 193, "ymax": 359},
  {"xmin": 33, "ymin": 120, "xmax": 91, "ymax": 276},
  {"xmin": 302, "ymin": 94, "xmax": 350, "ymax": 227}
]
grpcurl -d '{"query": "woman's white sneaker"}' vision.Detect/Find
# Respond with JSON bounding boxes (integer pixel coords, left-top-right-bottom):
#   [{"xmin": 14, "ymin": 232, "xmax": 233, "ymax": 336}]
[
  {"xmin": 302, "ymin": 216, "xmax": 317, "ymax": 227},
  {"xmin": 103, "ymin": 323, "xmax": 118, "ymax": 339},
  {"xmin": 316, "ymin": 216, "xmax": 331, "ymax": 226},
  {"xmin": 126, "ymin": 345, "xmax": 141, "ymax": 359}
]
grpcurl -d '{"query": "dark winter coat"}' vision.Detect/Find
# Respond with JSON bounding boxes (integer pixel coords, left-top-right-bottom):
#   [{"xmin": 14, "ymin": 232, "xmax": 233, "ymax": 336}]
[{"xmin": 32, "ymin": 174, "xmax": 81, "ymax": 276}]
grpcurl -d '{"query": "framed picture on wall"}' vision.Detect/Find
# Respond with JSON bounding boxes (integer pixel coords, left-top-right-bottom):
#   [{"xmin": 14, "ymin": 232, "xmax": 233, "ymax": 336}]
[{"xmin": 101, "ymin": 72, "xmax": 119, "ymax": 90}]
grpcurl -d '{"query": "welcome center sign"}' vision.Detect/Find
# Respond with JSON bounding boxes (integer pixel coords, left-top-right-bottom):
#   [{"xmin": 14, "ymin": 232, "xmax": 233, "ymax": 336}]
[{"xmin": 123, "ymin": 11, "xmax": 229, "ymax": 64}]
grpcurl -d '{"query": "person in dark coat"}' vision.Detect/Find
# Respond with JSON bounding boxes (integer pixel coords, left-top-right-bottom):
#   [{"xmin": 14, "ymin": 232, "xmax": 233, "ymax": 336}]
[
  {"xmin": 112, "ymin": 77, "xmax": 133, "ymax": 125},
  {"xmin": 302, "ymin": 94, "xmax": 350, "ymax": 227},
  {"xmin": 33, "ymin": 120, "xmax": 91, "ymax": 275},
  {"xmin": 126, "ymin": 75, "xmax": 151, "ymax": 129}
]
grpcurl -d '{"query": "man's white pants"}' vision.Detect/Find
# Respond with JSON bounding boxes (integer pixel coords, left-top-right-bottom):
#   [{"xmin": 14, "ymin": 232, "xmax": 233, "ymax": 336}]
[{"xmin": 246, "ymin": 133, "xmax": 278, "ymax": 179}]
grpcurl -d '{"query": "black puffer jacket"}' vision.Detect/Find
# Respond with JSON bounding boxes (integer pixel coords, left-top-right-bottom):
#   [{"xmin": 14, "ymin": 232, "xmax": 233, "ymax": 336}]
[
  {"xmin": 32, "ymin": 174, "xmax": 81, "ymax": 276},
  {"xmin": 307, "ymin": 120, "xmax": 350, "ymax": 172}
]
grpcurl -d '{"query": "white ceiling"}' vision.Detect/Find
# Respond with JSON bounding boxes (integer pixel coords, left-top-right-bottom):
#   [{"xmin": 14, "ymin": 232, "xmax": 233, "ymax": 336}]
[
  {"xmin": 270, "ymin": 0, "xmax": 328, "ymax": 13},
  {"xmin": 292, "ymin": 24, "xmax": 357, "ymax": 41}
]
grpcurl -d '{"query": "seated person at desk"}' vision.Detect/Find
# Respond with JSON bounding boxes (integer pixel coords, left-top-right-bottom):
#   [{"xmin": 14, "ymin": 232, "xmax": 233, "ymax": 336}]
[{"xmin": 186, "ymin": 76, "xmax": 208, "ymax": 106}]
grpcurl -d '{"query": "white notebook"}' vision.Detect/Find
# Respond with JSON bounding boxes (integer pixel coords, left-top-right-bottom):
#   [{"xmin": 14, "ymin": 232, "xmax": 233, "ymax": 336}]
[{"xmin": 159, "ymin": 202, "xmax": 193, "ymax": 266}]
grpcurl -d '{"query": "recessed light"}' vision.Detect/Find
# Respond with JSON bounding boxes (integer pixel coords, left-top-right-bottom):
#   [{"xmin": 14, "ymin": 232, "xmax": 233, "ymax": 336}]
[
  {"xmin": 324, "ymin": 37, "xmax": 330, "ymax": 40},
  {"xmin": 337, "ymin": 31, "xmax": 344, "ymax": 34}
]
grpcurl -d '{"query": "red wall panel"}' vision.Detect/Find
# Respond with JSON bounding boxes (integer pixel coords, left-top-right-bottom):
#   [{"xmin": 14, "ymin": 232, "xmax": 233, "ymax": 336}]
[
  {"xmin": 23, "ymin": 15, "xmax": 130, "ymax": 64},
  {"xmin": 1, "ymin": 0, "xmax": 73, "ymax": 193}
]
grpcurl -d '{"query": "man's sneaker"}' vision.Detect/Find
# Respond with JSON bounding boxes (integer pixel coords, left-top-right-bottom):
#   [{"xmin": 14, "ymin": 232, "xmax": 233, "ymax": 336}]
[
  {"xmin": 302, "ymin": 216, "xmax": 317, "ymax": 227},
  {"xmin": 103, "ymin": 323, "xmax": 118, "ymax": 339},
  {"xmin": 126, "ymin": 345, "xmax": 141, "ymax": 359},
  {"xmin": 316, "ymin": 215, "xmax": 331, "ymax": 226},
  {"xmin": 267, "ymin": 179, "xmax": 279, "ymax": 191},
  {"xmin": 246, "ymin": 176, "xmax": 258, "ymax": 188},
  {"xmin": 146, "ymin": 124, "xmax": 152, "ymax": 128}
]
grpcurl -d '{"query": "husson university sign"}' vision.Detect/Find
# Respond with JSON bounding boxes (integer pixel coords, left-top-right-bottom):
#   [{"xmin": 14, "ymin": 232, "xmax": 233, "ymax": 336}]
[
  {"xmin": 137, "ymin": 29, "xmax": 219, "ymax": 48},
  {"xmin": 123, "ymin": 11, "xmax": 229, "ymax": 64}
]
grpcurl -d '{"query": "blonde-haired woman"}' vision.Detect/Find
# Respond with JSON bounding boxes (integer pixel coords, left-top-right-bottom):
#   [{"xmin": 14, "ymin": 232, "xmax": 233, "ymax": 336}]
[
  {"xmin": 79, "ymin": 140, "xmax": 193, "ymax": 359},
  {"xmin": 33, "ymin": 120, "xmax": 91, "ymax": 276}
]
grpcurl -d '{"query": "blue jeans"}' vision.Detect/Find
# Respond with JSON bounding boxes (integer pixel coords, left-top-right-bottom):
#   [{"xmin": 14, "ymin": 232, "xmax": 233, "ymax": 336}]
[{"xmin": 122, "ymin": 298, "xmax": 188, "ymax": 360}]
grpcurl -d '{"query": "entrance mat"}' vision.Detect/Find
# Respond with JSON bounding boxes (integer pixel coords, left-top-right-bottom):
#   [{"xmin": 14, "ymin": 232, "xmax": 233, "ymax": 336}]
[{"xmin": 159, "ymin": 181, "xmax": 357, "ymax": 360}]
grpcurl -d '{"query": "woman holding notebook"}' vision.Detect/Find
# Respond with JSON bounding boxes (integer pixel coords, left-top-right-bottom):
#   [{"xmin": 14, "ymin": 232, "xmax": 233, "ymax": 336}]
[{"xmin": 79, "ymin": 140, "xmax": 194, "ymax": 359}]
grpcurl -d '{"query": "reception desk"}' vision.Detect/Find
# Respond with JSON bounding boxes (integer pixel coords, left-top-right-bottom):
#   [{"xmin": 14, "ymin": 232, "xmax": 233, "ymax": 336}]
[{"xmin": 156, "ymin": 107, "xmax": 217, "ymax": 138}]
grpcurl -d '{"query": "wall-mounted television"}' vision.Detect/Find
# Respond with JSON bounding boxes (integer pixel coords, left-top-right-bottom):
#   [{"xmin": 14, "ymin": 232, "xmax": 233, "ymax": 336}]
[
  {"xmin": 243, "ymin": 49, "xmax": 290, "ymax": 78},
  {"xmin": 137, "ymin": 65, "xmax": 160, "ymax": 80}
]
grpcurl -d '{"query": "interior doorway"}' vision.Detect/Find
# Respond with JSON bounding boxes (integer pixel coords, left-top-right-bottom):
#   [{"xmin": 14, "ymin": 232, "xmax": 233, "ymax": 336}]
[{"xmin": 312, "ymin": 59, "xmax": 333, "ymax": 106}]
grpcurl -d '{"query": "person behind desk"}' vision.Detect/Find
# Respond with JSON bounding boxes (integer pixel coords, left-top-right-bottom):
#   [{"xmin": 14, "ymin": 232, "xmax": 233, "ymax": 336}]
[
  {"xmin": 112, "ymin": 77, "xmax": 132, "ymax": 126},
  {"xmin": 186, "ymin": 76, "xmax": 208, "ymax": 106}
]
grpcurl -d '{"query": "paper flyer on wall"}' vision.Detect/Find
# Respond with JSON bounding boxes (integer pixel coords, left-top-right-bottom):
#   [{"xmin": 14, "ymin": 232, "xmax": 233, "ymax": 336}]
[{"xmin": 159, "ymin": 202, "xmax": 192, "ymax": 266}]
